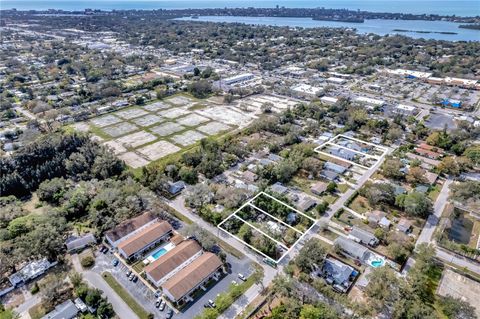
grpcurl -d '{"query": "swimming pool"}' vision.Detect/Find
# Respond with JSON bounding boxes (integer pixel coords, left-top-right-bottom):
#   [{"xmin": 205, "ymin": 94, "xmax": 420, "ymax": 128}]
[
  {"xmin": 143, "ymin": 242, "xmax": 176, "ymax": 264},
  {"xmin": 368, "ymin": 256, "xmax": 385, "ymax": 268}
]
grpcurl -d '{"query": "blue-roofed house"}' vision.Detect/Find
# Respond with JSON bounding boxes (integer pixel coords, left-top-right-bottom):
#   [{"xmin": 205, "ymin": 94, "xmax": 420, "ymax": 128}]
[
  {"xmin": 168, "ymin": 181, "xmax": 185, "ymax": 196},
  {"xmin": 320, "ymin": 257, "xmax": 358, "ymax": 293},
  {"xmin": 324, "ymin": 162, "xmax": 347, "ymax": 174}
]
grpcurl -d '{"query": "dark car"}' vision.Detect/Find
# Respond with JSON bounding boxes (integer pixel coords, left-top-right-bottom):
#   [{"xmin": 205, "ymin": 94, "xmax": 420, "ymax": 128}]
[
  {"xmin": 155, "ymin": 300, "xmax": 161, "ymax": 308},
  {"xmin": 166, "ymin": 309, "xmax": 173, "ymax": 319},
  {"xmin": 112, "ymin": 259, "xmax": 119, "ymax": 267},
  {"xmin": 126, "ymin": 270, "xmax": 132, "ymax": 277},
  {"xmin": 132, "ymin": 275, "xmax": 138, "ymax": 283}
]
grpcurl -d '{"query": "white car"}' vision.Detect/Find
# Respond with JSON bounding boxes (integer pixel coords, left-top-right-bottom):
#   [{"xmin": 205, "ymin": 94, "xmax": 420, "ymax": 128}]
[{"xmin": 238, "ymin": 273, "xmax": 246, "ymax": 281}]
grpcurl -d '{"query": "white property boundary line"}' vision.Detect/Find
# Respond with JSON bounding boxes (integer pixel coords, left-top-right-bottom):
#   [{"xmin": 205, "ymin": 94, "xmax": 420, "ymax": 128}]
[
  {"xmin": 217, "ymin": 191, "xmax": 317, "ymax": 264},
  {"xmin": 314, "ymin": 134, "xmax": 388, "ymax": 169}
]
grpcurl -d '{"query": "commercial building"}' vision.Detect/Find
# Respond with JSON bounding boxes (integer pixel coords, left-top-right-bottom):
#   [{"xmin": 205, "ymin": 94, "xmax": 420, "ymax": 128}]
[
  {"xmin": 393, "ymin": 104, "xmax": 416, "ymax": 116},
  {"xmin": 145, "ymin": 240, "xmax": 203, "ymax": 287},
  {"xmin": 354, "ymin": 96, "xmax": 385, "ymax": 108},
  {"xmin": 162, "ymin": 252, "xmax": 223, "ymax": 304},
  {"xmin": 223, "ymin": 73, "xmax": 255, "ymax": 85},
  {"xmin": 290, "ymin": 83, "xmax": 323, "ymax": 99},
  {"xmin": 105, "ymin": 212, "xmax": 157, "ymax": 248},
  {"xmin": 386, "ymin": 68, "xmax": 432, "ymax": 79},
  {"xmin": 117, "ymin": 220, "xmax": 173, "ymax": 260}
]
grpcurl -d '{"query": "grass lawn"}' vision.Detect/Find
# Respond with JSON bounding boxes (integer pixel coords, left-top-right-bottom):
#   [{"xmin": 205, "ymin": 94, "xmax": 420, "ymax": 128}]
[
  {"xmin": 348, "ymin": 196, "xmax": 371, "ymax": 214},
  {"xmin": 321, "ymin": 194, "xmax": 337, "ymax": 205},
  {"xmin": 132, "ymin": 260, "xmax": 146, "ymax": 274},
  {"xmin": 337, "ymin": 183, "xmax": 350, "ymax": 193},
  {"xmin": 428, "ymin": 185, "xmax": 440, "ymax": 201},
  {"xmin": 101, "ymin": 272, "xmax": 151, "ymax": 319},
  {"xmin": 28, "ymin": 303, "xmax": 47, "ymax": 319}
]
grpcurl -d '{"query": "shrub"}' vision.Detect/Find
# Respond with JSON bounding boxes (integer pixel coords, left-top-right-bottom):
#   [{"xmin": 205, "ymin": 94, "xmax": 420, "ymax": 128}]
[
  {"xmin": 31, "ymin": 282, "xmax": 39, "ymax": 294},
  {"xmin": 81, "ymin": 256, "xmax": 95, "ymax": 268}
]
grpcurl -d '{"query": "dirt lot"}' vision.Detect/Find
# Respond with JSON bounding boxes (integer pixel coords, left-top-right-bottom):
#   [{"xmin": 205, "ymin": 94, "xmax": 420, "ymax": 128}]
[
  {"xmin": 137, "ymin": 140, "xmax": 181, "ymax": 160},
  {"xmin": 437, "ymin": 268, "xmax": 480, "ymax": 318}
]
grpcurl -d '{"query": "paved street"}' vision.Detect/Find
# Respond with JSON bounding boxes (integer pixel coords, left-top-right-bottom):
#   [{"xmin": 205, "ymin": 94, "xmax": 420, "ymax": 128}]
[
  {"xmin": 416, "ymin": 178, "xmax": 453, "ymax": 248},
  {"xmin": 436, "ymin": 247, "xmax": 480, "ymax": 274}
]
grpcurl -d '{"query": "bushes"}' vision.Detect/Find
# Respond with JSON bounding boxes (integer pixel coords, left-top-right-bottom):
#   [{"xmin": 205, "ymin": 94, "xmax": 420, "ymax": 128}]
[
  {"xmin": 81, "ymin": 256, "xmax": 95, "ymax": 268},
  {"xmin": 31, "ymin": 282, "xmax": 40, "ymax": 294}
]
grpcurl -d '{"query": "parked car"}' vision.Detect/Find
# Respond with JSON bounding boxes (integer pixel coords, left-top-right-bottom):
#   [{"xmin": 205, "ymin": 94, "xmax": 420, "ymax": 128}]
[
  {"xmin": 204, "ymin": 303, "xmax": 212, "ymax": 308},
  {"xmin": 129, "ymin": 274, "xmax": 135, "ymax": 281},
  {"xmin": 166, "ymin": 309, "xmax": 173, "ymax": 319},
  {"xmin": 155, "ymin": 300, "xmax": 161, "ymax": 308},
  {"xmin": 132, "ymin": 275, "xmax": 138, "ymax": 283},
  {"xmin": 208, "ymin": 299, "xmax": 216, "ymax": 308},
  {"xmin": 238, "ymin": 273, "xmax": 246, "ymax": 281},
  {"xmin": 159, "ymin": 300, "xmax": 166, "ymax": 311},
  {"xmin": 154, "ymin": 290, "xmax": 162, "ymax": 298},
  {"xmin": 126, "ymin": 270, "xmax": 132, "ymax": 277},
  {"xmin": 231, "ymin": 280, "xmax": 238, "ymax": 286},
  {"xmin": 112, "ymin": 259, "xmax": 119, "ymax": 267}
]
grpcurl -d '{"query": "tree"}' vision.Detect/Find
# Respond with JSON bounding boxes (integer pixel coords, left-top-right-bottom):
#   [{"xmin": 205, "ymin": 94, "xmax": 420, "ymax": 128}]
[
  {"xmin": 295, "ymin": 238, "xmax": 326, "ymax": 272},
  {"xmin": 398, "ymin": 192, "xmax": 432, "ymax": 217},
  {"xmin": 365, "ymin": 267, "xmax": 401, "ymax": 312},
  {"xmin": 238, "ymin": 224, "xmax": 252, "ymax": 243},
  {"xmin": 382, "ymin": 158, "xmax": 404, "ymax": 180},
  {"xmin": 261, "ymin": 102, "xmax": 273, "ymax": 113},
  {"xmin": 439, "ymin": 295, "xmax": 477, "ymax": 319},
  {"xmin": 69, "ymin": 272, "xmax": 83, "ymax": 288},
  {"xmin": 37, "ymin": 178, "xmax": 69, "ymax": 204},
  {"xmin": 315, "ymin": 202, "xmax": 329, "ymax": 216},
  {"xmin": 81, "ymin": 256, "xmax": 95, "ymax": 268},
  {"xmin": 178, "ymin": 166, "xmax": 198, "ymax": 184},
  {"xmin": 184, "ymin": 183, "xmax": 212, "ymax": 209},
  {"xmin": 438, "ymin": 156, "xmax": 460, "ymax": 176},
  {"xmin": 463, "ymin": 146, "xmax": 480, "ymax": 165},
  {"xmin": 299, "ymin": 304, "xmax": 337, "ymax": 319},
  {"xmin": 406, "ymin": 166, "xmax": 427, "ymax": 185},
  {"xmin": 326, "ymin": 182, "xmax": 337, "ymax": 193},
  {"xmin": 188, "ymin": 80, "xmax": 212, "ymax": 98}
]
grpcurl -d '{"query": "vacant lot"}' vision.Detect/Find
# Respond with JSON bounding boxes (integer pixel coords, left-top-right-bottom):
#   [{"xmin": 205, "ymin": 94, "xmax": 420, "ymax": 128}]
[
  {"xmin": 438, "ymin": 268, "xmax": 480, "ymax": 318},
  {"xmin": 137, "ymin": 140, "xmax": 181, "ymax": 161},
  {"xmin": 103, "ymin": 122, "xmax": 139, "ymax": 137}
]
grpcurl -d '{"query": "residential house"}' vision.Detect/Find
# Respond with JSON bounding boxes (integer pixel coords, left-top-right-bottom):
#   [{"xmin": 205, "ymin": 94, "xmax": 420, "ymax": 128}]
[
  {"xmin": 334, "ymin": 237, "xmax": 372, "ymax": 262},
  {"xmin": 324, "ymin": 162, "xmax": 347, "ymax": 174},
  {"xmin": 310, "ymin": 181, "xmax": 328, "ymax": 195},
  {"xmin": 367, "ymin": 211, "xmax": 391, "ymax": 229},
  {"xmin": 321, "ymin": 170, "xmax": 339, "ymax": 181},
  {"xmin": 40, "ymin": 300, "xmax": 79, "ymax": 319},
  {"xmin": 270, "ymin": 182, "xmax": 288, "ymax": 195},
  {"xmin": 167, "ymin": 181, "xmax": 185, "ymax": 196},
  {"xmin": 65, "ymin": 233, "xmax": 96, "ymax": 253},
  {"xmin": 424, "ymin": 171, "xmax": 439, "ymax": 185},
  {"xmin": 397, "ymin": 218, "xmax": 413, "ymax": 234},
  {"xmin": 296, "ymin": 197, "xmax": 317, "ymax": 212},
  {"xmin": 348, "ymin": 227, "xmax": 379, "ymax": 247},
  {"xmin": 8, "ymin": 259, "xmax": 57, "ymax": 287},
  {"xmin": 329, "ymin": 147, "xmax": 356, "ymax": 161},
  {"xmin": 242, "ymin": 170, "xmax": 258, "ymax": 183},
  {"xmin": 321, "ymin": 257, "xmax": 358, "ymax": 293}
]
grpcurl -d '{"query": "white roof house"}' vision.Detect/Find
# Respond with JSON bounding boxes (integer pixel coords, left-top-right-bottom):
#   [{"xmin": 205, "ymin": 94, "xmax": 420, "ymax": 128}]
[
  {"xmin": 387, "ymin": 68, "xmax": 432, "ymax": 79},
  {"xmin": 320, "ymin": 96, "xmax": 339, "ymax": 105}
]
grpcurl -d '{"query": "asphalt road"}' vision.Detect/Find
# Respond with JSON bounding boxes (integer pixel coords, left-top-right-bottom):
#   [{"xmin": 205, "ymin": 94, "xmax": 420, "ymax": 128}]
[{"xmin": 416, "ymin": 178, "xmax": 453, "ymax": 248}]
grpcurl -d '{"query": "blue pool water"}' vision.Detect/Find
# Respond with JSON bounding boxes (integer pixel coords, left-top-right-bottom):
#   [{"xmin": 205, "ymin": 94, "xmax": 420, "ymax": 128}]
[
  {"xmin": 370, "ymin": 259, "xmax": 385, "ymax": 268},
  {"xmin": 151, "ymin": 248, "xmax": 168, "ymax": 260}
]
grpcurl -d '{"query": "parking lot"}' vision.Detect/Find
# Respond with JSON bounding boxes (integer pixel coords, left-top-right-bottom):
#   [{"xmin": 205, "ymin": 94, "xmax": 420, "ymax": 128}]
[{"xmin": 93, "ymin": 246, "xmax": 254, "ymax": 319}]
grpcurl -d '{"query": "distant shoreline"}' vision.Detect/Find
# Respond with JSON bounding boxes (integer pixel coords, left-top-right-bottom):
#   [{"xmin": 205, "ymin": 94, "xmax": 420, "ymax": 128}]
[
  {"xmin": 2, "ymin": 7, "xmax": 480, "ymax": 24},
  {"xmin": 392, "ymin": 29, "xmax": 458, "ymax": 35}
]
